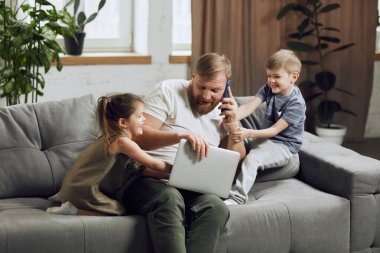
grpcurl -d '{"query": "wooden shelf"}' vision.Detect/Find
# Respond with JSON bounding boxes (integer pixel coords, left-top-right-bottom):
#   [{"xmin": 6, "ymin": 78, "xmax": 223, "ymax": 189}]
[{"xmin": 57, "ymin": 53, "xmax": 152, "ymax": 65}]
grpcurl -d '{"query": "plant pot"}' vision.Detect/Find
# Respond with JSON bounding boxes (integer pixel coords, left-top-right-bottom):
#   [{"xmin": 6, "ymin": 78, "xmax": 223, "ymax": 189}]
[
  {"xmin": 64, "ymin": 32, "xmax": 86, "ymax": 56},
  {"xmin": 315, "ymin": 124, "xmax": 347, "ymax": 145}
]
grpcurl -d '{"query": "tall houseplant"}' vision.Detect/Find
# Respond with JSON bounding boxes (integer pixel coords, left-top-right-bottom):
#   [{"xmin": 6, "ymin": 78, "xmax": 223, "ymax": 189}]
[
  {"xmin": 0, "ymin": 0, "xmax": 75, "ymax": 105},
  {"xmin": 62, "ymin": 0, "xmax": 106, "ymax": 55},
  {"xmin": 277, "ymin": 0, "xmax": 357, "ymax": 143}
]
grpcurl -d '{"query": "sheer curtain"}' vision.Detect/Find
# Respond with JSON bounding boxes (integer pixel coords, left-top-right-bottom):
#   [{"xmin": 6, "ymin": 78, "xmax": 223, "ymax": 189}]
[{"xmin": 191, "ymin": 0, "xmax": 377, "ymax": 141}]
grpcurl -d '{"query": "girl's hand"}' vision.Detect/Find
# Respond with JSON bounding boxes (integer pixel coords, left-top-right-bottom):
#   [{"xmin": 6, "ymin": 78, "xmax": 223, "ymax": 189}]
[{"xmin": 178, "ymin": 133, "xmax": 209, "ymax": 159}]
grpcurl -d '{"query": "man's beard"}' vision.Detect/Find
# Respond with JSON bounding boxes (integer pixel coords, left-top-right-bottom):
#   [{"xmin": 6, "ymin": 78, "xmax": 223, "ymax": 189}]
[{"xmin": 188, "ymin": 89, "xmax": 219, "ymax": 115}]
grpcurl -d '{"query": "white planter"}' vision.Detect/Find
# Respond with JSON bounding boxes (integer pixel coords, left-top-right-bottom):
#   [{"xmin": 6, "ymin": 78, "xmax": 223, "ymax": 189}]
[{"xmin": 315, "ymin": 124, "xmax": 347, "ymax": 145}]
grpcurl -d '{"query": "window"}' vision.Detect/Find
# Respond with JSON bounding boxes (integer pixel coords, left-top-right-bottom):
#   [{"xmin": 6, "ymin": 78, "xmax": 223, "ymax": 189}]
[
  {"xmin": 377, "ymin": 1, "xmax": 380, "ymax": 52},
  {"xmin": 48, "ymin": 0, "xmax": 133, "ymax": 52},
  {"xmin": 172, "ymin": 0, "xmax": 191, "ymax": 53}
]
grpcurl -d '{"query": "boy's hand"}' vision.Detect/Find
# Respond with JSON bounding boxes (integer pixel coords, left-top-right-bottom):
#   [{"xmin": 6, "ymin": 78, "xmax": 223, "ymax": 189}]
[
  {"xmin": 223, "ymin": 121, "xmax": 239, "ymax": 133},
  {"xmin": 231, "ymin": 127, "xmax": 251, "ymax": 143}
]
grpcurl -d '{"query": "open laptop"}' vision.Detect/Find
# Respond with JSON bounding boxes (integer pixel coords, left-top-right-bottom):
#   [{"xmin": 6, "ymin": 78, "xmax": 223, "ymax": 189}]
[{"xmin": 168, "ymin": 139, "xmax": 240, "ymax": 198}]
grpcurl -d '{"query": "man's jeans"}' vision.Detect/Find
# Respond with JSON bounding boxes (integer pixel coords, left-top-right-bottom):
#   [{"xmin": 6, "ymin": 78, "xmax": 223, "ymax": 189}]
[{"xmin": 118, "ymin": 176, "xmax": 229, "ymax": 253}]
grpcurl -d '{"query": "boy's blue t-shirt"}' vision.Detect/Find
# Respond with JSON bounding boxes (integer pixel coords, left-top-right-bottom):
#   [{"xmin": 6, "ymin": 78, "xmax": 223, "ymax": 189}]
[{"xmin": 255, "ymin": 84, "xmax": 306, "ymax": 154}]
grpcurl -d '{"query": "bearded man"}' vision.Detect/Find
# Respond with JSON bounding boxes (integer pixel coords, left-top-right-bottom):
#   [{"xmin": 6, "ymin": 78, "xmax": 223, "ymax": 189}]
[{"xmin": 127, "ymin": 53, "xmax": 245, "ymax": 253}]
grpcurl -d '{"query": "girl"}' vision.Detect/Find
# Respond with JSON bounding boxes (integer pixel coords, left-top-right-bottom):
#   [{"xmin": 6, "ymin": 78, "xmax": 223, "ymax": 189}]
[{"xmin": 47, "ymin": 93, "xmax": 171, "ymax": 215}]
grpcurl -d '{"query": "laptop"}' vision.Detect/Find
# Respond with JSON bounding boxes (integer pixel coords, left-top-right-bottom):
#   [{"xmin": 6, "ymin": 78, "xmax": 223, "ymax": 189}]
[{"xmin": 168, "ymin": 139, "xmax": 240, "ymax": 198}]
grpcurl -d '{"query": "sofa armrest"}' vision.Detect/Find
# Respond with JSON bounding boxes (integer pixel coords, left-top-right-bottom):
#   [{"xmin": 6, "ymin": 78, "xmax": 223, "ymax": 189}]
[{"xmin": 298, "ymin": 132, "xmax": 380, "ymax": 252}]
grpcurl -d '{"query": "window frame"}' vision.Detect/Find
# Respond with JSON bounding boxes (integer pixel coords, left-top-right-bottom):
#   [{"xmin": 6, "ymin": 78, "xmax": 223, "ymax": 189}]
[{"xmin": 49, "ymin": 0, "xmax": 133, "ymax": 53}]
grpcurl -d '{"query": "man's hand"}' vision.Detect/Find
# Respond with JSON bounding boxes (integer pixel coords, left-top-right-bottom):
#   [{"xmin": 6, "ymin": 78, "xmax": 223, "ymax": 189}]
[
  {"xmin": 223, "ymin": 121, "xmax": 239, "ymax": 134},
  {"xmin": 178, "ymin": 133, "xmax": 209, "ymax": 159},
  {"xmin": 219, "ymin": 87, "xmax": 239, "ymax": 123}
]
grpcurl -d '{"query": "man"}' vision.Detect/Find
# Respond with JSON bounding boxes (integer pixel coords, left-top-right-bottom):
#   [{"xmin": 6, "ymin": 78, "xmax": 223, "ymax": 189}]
[{"xmin": 127, "ymin": 53, "xmax": 245, "ymax": 253}]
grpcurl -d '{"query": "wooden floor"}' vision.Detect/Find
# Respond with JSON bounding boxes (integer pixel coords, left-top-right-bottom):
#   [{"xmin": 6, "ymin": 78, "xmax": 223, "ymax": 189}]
[{"xmin": 343, "ymin": 138, "xmax": 380, "ymax": 160}]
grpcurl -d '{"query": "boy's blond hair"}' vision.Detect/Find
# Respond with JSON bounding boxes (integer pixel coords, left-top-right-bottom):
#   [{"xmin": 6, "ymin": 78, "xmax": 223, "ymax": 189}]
[{"xmin": 265, "ymin": 49, "xmax": 301, "ymax": 74}]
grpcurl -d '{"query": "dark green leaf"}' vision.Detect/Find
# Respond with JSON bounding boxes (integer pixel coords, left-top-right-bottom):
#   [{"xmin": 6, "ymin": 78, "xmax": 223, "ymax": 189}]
[
  {"xmin": 287, "ymin": 41, "xmax": 315, "ymax": 52},
  {"xmin": 301, "ymin": 60, "xmax": 319, "ymax": 65},
  {"xmin": 64, "ymin": 0, "xmax": 75, "ymax": 9},
  {"xmin": 56, "ymin": 57, "xmax": 63, "ymax": 71},
  {"xmin": 288, "ymin": 29, "xmax": 314, "ymax": 39},
  {"xmin": 317, "ymin": 100, "xmax": 340, "ymax": 126},
  {"xmin": 36, "ymin": 89, "xmax": 44, "ymax": 96},
  {"xmin": 320, "ymin": 36, "xmax": 340, "ymax": 43},
  {"xmin": 339, "ymin": 109, "xmax": 357, "ymax": 117},
  {"xmin": 84, "ymin": 13, "xmax": 98, "ymax": 25},
  {"xmin": 77, "ymin": 12, "xmax": 86, "ymax": 25},
  {"xmin": 35, "ymin": 0, "xmax": 54, "ymax": 6},
  {"xmin": 4, "ymin": 81, "xmax": 14, "ymax": 93},
  {"xmin": 74, "ymin": 0, "xmax": 80, "ymax": 16},
  {"xmin": 307, "ymin": 0, "xmax": 319, "ymax": 4},
  {"xmin": 293, "ymin": 5, "xmax": 313, "ymax": 18},
  {"xmin": 322, "ymin": 27, "xmax": 340, "ymax": 32},
  {"xmin": 315, "ymin": 43, "xmax": 328, "ymax": 50},
  {"xmin": 98, "ymin": 0, "xmax": 106, "ymax": 11},
  {"xmin": 276, "ymin": 3, "xmax": 297, "ymax": 20},
  {"xmin": 329, "ymin": 43, "xmax": 355, "ymax": 53},
  {"xmin": 297, "ymin": 18, "xmax": 310, "ymax": 33},
  {"xmin": 315, "ymin": 71, "xmax": 335, "ymax": 91},
  {"xmin": 319, "ymin": 3, "xmax": 340, "ymax": 13},
  {"xmin": 306, "ymin": 92, "xmax": 323, "ymax": 102},
  {"xmin": 334, "ymin": 87, "xmax": 354, "ymax": 96},
  {"xmin": 299, "ymin": 80, "xmax": 317, "ymax": 88}
]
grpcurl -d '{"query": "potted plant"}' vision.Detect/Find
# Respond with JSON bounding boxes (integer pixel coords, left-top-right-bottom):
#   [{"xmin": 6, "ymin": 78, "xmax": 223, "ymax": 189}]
[
  {"xmin": 277, "ymin": 0, "xmax": 357, "ymax": 145},
  {"xmin": 0, "ymin": 0, "xmax": 75, "ymax": 105},
  {"xmin": 62, "ymin": 0, "xmax": 106, "ymax": 55}
]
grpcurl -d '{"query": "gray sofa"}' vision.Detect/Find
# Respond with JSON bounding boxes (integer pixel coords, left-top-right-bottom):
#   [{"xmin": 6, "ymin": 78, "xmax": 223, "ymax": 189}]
[{"xmin": 0, "ymin": 94, "xmax": 379, "ymax": 253}]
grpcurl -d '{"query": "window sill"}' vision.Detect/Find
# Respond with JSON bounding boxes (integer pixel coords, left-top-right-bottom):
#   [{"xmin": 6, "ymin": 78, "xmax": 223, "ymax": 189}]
[
  {"xmin": 59, "ymin": 53, "xmax": 152, "ymax": 65},
  {"xmin": 169, "ymin": 51, "xmax": 191, "ymax": 64},
  {"xmin": 169, "ymin": 55, "xmax": 191, "ymax": 64},
  {"xmin": 375, "ymin": 53, "xmax": 380, "ymax": 61}
]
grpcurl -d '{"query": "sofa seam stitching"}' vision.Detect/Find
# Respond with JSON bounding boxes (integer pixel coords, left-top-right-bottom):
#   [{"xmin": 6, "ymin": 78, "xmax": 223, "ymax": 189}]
[
  {"xmin": 279, "ymin": 201, "xmax": 293, "ymax": 252},
  {"xmin": 32, "ymin": 104, "xmax": 56, "ymax": 193},
  {"xmin": 77, "ymin": 216, "xmax": 86, "ymax": 253},
  {"xmin": 0, "ymin": 212, "xmax": 8, "ymax": 253}
]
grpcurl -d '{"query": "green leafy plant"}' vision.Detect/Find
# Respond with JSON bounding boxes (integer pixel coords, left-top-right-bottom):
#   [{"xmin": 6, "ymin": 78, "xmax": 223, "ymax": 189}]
[
  {"xmin": 0, "ymin": 0, "xmax": 75, "ymax": 105},
  {"xmin": 64, "ymin": 0, "xmax": 106, "ymax": 32},
  {"xmin": 277, "ymin": 0, "xmax": 357, "ymax": 128}
]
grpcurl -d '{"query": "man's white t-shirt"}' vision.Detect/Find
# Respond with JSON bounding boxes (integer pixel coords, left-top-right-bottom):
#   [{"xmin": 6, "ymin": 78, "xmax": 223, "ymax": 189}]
[{"xmin": 143, "ymin": 79, "xmax": 227, "ymax": 164}]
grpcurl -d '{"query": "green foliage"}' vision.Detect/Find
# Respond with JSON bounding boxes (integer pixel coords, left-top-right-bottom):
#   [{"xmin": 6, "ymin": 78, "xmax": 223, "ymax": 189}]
[
  {"xmin": 63, "ymin": 0, "xmax": 106, "ymax": 32},
  {"xmin": 0, "ymin": 0, "xmax": 75, "ymax": 105},
  {"xmin": 277, "ymin": 0, "xmax": 356, "ymax": 128}
]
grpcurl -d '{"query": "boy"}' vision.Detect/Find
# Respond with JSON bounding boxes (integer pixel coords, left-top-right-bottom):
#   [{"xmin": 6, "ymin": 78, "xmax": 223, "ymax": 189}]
[{"xmin": 223, "ymin": 49, "xmax": 306, "ymax": 205}]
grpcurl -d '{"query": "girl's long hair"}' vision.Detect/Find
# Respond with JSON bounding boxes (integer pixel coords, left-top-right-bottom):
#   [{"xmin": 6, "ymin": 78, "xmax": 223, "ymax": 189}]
[{"xmin": 96, "ymin": 93, "xmax": 143, "ymax": 147}]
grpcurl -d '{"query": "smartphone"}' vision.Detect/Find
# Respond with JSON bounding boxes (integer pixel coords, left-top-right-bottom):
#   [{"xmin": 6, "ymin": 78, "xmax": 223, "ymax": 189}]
[{"xmin": 221, "ymin": 80, "xmax": 231, "ymax": 112}]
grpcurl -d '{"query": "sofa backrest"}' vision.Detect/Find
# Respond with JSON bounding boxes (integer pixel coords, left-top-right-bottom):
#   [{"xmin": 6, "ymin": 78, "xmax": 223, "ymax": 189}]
[
  {"xmin": 234, "ymin": 96, "xmax": 266, "ymax": 130},
  {"xmin": 0, "ymin": 95, "xmax": 97, "ymax": 198}
]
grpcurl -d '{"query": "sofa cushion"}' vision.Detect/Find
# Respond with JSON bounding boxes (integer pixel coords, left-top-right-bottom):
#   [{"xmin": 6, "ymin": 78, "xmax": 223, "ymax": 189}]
[
  {"xmin": 0, "ymin": 198, "xmax": 154, "ymax": 253},
  {"xmin": 223, "ymin": 178, "xmax": 350, "ymax": 253},
  {"xmin": 0, "ymin": 95, "xmax": 97, "ymax": 198}
]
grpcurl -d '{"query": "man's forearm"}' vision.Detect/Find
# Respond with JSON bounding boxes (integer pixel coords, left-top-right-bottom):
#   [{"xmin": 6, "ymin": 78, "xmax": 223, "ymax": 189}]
[{"xmin": 227, "ymin": 134, "xmax": 246, "ymax": 160}]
